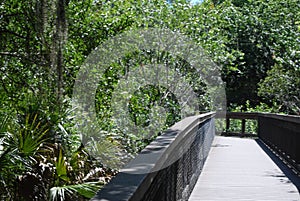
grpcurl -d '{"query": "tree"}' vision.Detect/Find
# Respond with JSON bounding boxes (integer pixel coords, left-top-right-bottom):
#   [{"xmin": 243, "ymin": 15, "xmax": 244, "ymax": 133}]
[
  {"xmin": 0, "ymin": 0, "xmax": 299, "ymax": 199},
  {"xmin": 187, "ymin": 0, "xmax": 299, "ymax": 112}
]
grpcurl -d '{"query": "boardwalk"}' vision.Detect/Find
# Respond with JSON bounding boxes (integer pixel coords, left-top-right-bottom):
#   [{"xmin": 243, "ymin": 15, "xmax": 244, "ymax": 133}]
[{"xmin": 189, "ymin": 136, "xmax": 300, "ymax": 201}]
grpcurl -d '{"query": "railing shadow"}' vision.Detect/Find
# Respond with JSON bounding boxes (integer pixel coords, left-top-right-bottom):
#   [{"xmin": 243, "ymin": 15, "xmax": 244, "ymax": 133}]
[
  {"xmin": 217, "ymin": 112, "xmax": 300, "ymax": 175},
  {"xmin": 255, "ymin": 139, "xmax": 300, "ymax": 192}
]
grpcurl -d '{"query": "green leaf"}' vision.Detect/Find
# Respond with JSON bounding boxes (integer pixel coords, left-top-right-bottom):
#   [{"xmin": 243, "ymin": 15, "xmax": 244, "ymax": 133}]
[{"xmin": 55, "ymin": 149, "xmax": 69, "ymax": 182}]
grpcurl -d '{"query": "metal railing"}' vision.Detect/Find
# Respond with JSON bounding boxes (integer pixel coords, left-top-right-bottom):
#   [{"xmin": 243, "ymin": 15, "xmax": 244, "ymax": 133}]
[
  {"xmin": 258, "ymin": 113, "xmax": 300, "ymax": 173},
  {"xmin": 91, "ymin": 112, "xmax": 215, "ymax": 201}
]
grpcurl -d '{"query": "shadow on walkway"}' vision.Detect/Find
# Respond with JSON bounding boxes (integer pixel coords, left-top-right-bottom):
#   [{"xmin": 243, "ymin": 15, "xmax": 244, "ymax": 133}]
[{"xmin": 255, "ymin": 139, "xmax": 300, "ymax": 193}]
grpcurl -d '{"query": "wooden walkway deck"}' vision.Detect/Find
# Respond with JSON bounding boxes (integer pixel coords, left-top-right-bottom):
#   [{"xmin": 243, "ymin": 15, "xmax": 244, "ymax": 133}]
[{"xmin": 189, "ymin": 136, "xmax": 300, "ymax": 201}]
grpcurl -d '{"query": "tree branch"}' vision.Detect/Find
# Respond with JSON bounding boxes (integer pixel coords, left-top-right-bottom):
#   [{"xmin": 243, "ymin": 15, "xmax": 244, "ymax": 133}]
[{"xmin": 0, "ymin": 29, "xmax": 27, "ymax": 39}]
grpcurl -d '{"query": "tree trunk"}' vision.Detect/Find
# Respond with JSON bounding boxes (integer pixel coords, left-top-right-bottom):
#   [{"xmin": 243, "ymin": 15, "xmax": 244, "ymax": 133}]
[{"xmin": 52, "ymin": 0, "xmax": 67, "ymax": 111}]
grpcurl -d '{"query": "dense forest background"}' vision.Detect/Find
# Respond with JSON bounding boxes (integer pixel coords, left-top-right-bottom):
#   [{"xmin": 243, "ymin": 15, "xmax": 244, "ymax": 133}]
[{"xmin": 0, "ymin": 0, "xmax": 299, "ymax": 200}]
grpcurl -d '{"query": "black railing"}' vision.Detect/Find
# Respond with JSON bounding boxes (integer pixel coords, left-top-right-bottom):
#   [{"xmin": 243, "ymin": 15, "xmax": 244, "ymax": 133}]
[
  {"xmin": 216, "ymin": 112, "xmax": 259, "ymax": 137},
  {"xmin": 217, "ymin": 112, "xmax": 300, "ymax": 174},
  {"xmin": 91, "ymin": 112, "xmax": 215, "ymax": 201},
  {"xmin": 258, "ymin": 113, "xmax": 300, "ymax": 174}
]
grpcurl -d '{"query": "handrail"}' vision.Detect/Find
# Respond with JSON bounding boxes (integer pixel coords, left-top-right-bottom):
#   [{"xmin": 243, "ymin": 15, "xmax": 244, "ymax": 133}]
[
  {"xmin": 215, "ymin": 112, "xmax": 259, "ymax": 137},
  {"xmin": 91, "ymin": 112, "xmax": 215, "ymax": 201},
  {"xmin": 91, "ymin": 112, "xmax": 299, "ymax": 200},
  {"xmin": 258, "ymin": 113, "xmax": 300, "ymax": 174}
]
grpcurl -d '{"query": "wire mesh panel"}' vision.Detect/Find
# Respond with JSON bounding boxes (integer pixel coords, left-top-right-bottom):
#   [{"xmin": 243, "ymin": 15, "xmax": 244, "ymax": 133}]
[{"xmin": 91, "ymin": 112, "xmax": 215, "ymax": 201}]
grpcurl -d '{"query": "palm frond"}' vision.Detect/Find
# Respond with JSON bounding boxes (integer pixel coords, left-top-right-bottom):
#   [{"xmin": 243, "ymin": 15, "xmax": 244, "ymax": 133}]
[
  {"xmin": 15, "ymin": 114, "xmax": 49, "ymax": 157},
  {"xmin": 0, "ymin": 116, "xmax": 9, "ymax": 136},
  {"xmin": 55, "ymin": 149, "xmax": 69, "ymax": 182},
  {"xmin": 50, "ymin": 182, "xmax": 102, "ymax": 201}
]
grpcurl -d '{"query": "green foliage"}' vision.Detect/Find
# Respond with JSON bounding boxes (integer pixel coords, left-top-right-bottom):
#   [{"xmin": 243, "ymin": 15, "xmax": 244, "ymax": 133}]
[
  {"xmin": 55, "ymin": 149, "xmax": 70, "ymax": 183},
  {"xmin": 128, "ymin": 84, "xmax": 181, "ymax": 127},
  {"xmin": 0, "ymin": 113, "xmax": 47, "ymax": 200},
  {"xmin": 50, "ymin": 182, "xmax": 101, "ymax": 201},
  {"xmin": 15, "ymin": 114, "xmax": 49, "ymax": 157},
  {"xmin": 0, "ymin": 110, "xmax": 106, "ymax": 200},
  {"xmin": 259, "ymin": 64, "xmax": 300, "ymax": 114},
  {"xmin": 0, "ymin": 0, "xmax": 299, "ymax": 200}
]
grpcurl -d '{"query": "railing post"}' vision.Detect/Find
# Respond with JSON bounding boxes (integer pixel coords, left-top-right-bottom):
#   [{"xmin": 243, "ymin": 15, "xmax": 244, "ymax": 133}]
[
  {"xmin": 257, "ymin": 115, "xmax": 261, "ymax": 138},
  {"xmin": 226, "ymin": 118, "xmax": 230, "ymax": 133},
  {"xmin": 241, "ymin": 119, "xmax": 246, "ymax": 135}
]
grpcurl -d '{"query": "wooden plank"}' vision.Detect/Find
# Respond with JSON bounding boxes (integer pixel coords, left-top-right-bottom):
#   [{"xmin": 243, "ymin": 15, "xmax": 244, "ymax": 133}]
[{"xmin": 189, "ymin": 136, "xmax": 300, "ymax": 201}]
